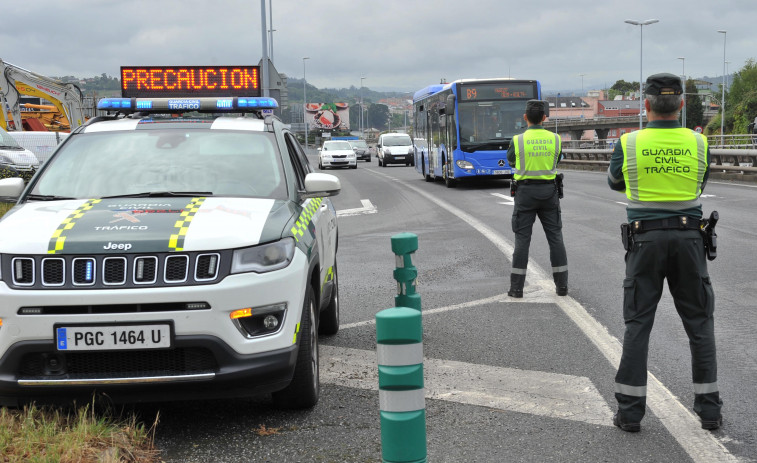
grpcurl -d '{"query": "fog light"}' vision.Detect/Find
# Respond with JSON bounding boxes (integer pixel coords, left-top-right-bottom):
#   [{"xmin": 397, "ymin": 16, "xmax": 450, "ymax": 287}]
[
  {"xmin": 231, "ymin": 303, "xmax": 287, "ymax": 338},
  {"xmin": 263, "ymin": 315, "xmax": 279, "ymax": 329}
]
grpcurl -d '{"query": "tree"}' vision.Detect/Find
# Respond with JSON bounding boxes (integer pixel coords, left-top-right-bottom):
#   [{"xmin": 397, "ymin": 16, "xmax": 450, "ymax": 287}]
[
  {"xmin": 726, "ymin": 59, "xmax": 757, "ymax": 134},
  {"xmin": 683, "ymin": 79, "xmax": 704, "ymax": 129},
  {"xmin": 368, "ymin": 103, "xmax": 390, "ymax": 130}
]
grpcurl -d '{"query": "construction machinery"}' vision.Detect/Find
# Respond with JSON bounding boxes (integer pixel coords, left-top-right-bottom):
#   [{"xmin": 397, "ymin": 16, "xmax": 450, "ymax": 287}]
[{"xmin": 0, "ymin": 58, "xmax": 85, "ymax": 132}]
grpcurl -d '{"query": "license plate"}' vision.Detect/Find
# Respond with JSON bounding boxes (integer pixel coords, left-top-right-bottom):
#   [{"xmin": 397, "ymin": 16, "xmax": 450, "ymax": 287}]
[
  {"xmin": 56, "ymin": 324, "xmax": 172, "ymax": 351},
  {"xmin": 493, "ymin": 169, "xmax": 509, "ymax": 174}
]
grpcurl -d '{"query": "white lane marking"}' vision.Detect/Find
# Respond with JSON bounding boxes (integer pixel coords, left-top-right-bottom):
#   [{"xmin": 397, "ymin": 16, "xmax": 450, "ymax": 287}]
[
  {"xmin": 321, "ymin": 345, "xmax": 613, "ymax": 426},
  {"xmin": 337, "ymin": 199, "xmax": 377, "ymax": 217},
  {"xmin": 491, "ymin": 192, "xmax": 514, "ymax": 205},
  {"xmin": 364, "ymin": 168, "xmax": 736, "ymax": 463}
]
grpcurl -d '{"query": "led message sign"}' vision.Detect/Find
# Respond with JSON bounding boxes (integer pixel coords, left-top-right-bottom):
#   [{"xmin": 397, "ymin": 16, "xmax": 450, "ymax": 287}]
[
  {"xmin": 460, "ymin": 82, "xmax": 536, "ymax": 101},
  {"xmin": 121, "ymin": 66, "xmax": 261, "ymax": 98}
]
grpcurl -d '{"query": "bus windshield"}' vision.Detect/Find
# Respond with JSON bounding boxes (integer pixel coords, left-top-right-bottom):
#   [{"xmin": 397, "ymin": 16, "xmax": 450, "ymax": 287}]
[{"xmin": 457, "ymin": 100, "xmax": 527, "ymax": 152}]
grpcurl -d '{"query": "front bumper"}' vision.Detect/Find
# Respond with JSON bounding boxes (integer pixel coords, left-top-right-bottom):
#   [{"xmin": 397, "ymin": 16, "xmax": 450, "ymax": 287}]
[
  {"xmin": 382, "ymin": 153, "xmax": 412, "ymax": 164},
  {"xmin": 0, "ymin": 251, "xmax": 310, "ymax": 405},
  {"xmin": 322, "ymin": 157, "xmax": 357, "ymax": 167}
]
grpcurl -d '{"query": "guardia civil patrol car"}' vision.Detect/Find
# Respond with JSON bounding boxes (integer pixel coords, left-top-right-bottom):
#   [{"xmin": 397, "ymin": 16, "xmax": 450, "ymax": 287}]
[{"xmin": 0, "ymin": 84, "xmax": 341, "ymax": 408}]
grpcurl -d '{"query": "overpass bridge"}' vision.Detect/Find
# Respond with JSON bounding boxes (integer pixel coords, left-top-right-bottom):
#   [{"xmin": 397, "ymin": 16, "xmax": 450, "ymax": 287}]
[{"xmin": 545, "ymin": 115, "xmax": 646, "ymax": 140}]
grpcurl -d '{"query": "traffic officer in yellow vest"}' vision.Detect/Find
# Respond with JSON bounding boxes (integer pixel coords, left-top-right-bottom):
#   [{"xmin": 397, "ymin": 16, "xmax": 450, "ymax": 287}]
[
  {"xmin": 506, "ymin": 100, "xmax": 568, "ymax": 298},
  {"xmin": 608, "ymin": 73, "xmax": 722, "ymax": 432}
]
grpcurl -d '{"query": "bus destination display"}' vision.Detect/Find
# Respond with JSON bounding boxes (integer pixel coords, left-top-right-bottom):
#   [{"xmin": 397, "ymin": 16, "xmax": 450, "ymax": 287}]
[
  {"xmin": 121, "ymin": 66, "xmax": 261, "ymax": 98},
  {"xmin": 460, "ymin": 83, "xmax": 536, "ymax": 101}
]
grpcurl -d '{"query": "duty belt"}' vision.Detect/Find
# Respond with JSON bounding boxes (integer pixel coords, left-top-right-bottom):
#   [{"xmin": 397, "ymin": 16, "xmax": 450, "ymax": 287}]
[
  {"xmin": 631, "ymin": 216, "xmax": 701, "ymax": 233},
  {"xmin": 519, "ymin": 179, "xmax": 554, "ymax": 185}
]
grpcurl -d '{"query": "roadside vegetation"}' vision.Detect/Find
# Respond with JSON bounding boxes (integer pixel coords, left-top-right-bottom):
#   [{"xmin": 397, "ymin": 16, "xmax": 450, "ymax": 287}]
[{"xmin": 0, "ymin": 403, "xmax": 160, "ymax": 462}]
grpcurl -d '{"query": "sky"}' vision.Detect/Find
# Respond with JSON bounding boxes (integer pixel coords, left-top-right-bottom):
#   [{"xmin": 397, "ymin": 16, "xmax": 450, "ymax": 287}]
[{"xmin": 2, "ymin": 0, "xmax": 756, "ymax": 97}]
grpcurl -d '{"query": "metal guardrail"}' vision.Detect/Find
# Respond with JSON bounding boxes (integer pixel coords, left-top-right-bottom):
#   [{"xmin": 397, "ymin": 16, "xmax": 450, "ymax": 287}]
[{"xmin": 561, "ymin": 147, "xmax": 757, "ymax": 181}]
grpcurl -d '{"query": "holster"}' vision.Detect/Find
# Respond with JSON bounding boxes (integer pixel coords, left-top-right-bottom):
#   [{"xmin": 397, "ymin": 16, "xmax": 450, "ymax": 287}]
[
  {"xmin": 556, "ymin": 173, "xmax": 564, "ymax": 199},
  {"xmin": 620, "ymin": 223, "xmax": 633, "ymax": 251},
  {"xmin": 701, "ymin": 210, "xmax": 719, "ymax": 261},
  {"xmin": 510, "ymin": 180, "xmax": 518, "ymax": 197}
]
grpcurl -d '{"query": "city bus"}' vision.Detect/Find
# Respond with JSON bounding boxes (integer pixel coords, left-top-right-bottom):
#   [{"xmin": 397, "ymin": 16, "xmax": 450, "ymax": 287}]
[{"xmin": 412, "ymin": 78, "xmax": 541, "ymax": 187}]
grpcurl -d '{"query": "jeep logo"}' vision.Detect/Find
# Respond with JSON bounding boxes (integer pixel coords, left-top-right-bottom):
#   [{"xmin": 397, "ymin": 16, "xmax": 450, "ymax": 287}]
[{"xmin": 103, "ymin": 242, "xmax": 132, "ymax": 251}]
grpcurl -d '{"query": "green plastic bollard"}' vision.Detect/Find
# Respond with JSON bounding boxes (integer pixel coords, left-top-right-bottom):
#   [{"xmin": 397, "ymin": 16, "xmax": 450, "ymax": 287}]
[
  {"xmin": 392, "ymin": 233, "xmax": 421, "ymax": 311},
  {"xmin": 376, "ymin": 307, "xmax": 426, "ymax": 463}
]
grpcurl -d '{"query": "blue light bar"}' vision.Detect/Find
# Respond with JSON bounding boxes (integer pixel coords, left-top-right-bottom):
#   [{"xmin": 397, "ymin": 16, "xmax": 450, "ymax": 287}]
[
  {"xmin": 97, "ymin": 98, "xmax": 132, "ymax": 110},
  {"xmin": 97, "ymin": 96, "xmax": 278, "ymax": 113}
]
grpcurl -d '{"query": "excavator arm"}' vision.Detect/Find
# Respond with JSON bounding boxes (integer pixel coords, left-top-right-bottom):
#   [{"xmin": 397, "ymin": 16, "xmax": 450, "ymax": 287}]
[{"xmin": 0, "ymin": 58, "xmax": 85, "ymax": 131}]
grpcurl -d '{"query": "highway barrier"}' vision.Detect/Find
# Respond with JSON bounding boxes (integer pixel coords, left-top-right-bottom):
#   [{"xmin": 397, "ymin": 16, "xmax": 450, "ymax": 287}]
[{"xmin": 376, "ymin": 232, "xmax": 426, "ymax": 463}]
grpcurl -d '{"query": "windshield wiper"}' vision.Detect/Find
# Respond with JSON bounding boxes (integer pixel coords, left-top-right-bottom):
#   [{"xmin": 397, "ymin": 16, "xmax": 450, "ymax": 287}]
[
  {"xmin": 100, "ymin": 191, "xmax": 213, "ymax": 199},
  {"xmin": 0, "ymin": 145, "xmax": 22, "ymax": 149},
  {"xmin": 26, "ymin": 194, "xmax": 77, "ymax": 201}
]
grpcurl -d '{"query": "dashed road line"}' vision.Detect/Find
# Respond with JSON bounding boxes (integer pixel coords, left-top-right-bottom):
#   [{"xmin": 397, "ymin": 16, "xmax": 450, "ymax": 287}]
[{"xmin": 337, "ymin": 199, "xmax": 377, "ymax": 217}]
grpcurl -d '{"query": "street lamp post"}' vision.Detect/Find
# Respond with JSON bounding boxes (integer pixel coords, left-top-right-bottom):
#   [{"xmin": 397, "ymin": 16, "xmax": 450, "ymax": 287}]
[
  {"xmin": 678, "ymin": 57, "xmax": 686, "ymax": 128},
  {"xmin": 579, "ymin": 73, "xmax": 585, "ymax": 95},
  {"xmin": 303, "ymin": 57, "xmax": 310, "ymax": 152},
  {"xmin": 268, "ymin": 29, "xmax": 276, "ymax": 62},
  {"xmin": 718, "ymin": 30, "xmax": 727, "ymax": 144},
  {"xmin": 625, "ymin": 19, "xmax": 659, "ymax": 130},
  {"xmin": 360, "ymin": 77, "xmax": 365, "ymax": 138}
]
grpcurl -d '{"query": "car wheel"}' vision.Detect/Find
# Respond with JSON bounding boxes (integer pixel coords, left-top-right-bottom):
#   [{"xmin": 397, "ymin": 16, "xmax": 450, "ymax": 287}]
[
  {"xmin": 319, "ymin": 262, "xmax": 339, "ymax": 336},
  {"xmin": 423, "ymin": 158, "xmax": 432, "ymax": 182},
  {"xmin": 351, "ymin": 164, "xmax": 357, "ymax": 169},
  {"xmin": 378, "ymin": 157, "xmax": 383, "ymax": 167},
  {"xmin": 272, "ymin": 285, "xmax": 319, "ymax": 409}
]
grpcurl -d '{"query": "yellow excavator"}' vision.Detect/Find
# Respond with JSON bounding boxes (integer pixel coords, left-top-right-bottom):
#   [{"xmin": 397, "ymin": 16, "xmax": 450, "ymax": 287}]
[{"xmin": 0, "ymin": 58, "xmax": 85, "ymax": 132}]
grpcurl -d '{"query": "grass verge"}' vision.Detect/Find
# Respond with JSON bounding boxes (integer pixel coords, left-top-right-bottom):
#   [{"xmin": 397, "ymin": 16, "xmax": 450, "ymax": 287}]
[{"xmin": 0, "ymin": 403, "xmax": 160, "ymax": 462}]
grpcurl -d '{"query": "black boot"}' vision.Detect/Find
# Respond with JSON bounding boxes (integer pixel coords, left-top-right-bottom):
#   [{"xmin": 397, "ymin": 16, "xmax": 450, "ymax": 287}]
[
  {"xmin": 553, "ymin": 270, "xmax": 568, "ymax": 296},
  {"xmin": 508, "ymin": 273, "xmax": 525, "ymax": 298}
]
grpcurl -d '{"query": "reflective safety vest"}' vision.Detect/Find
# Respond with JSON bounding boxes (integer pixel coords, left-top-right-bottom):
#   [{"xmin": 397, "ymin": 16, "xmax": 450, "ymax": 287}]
[
  {"xmin": 620, "ymin": 128, "xmax": 708, "ymax": 210},
  {"xmin": 513, "ymin": 129, "xmax": 561, "ymax": 181}
]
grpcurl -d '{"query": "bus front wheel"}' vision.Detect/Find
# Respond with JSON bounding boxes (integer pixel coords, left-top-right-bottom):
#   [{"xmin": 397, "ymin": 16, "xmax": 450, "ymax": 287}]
[{"xmin": 443, "ymin": 160, "xmax": 456, "ymax": 188}]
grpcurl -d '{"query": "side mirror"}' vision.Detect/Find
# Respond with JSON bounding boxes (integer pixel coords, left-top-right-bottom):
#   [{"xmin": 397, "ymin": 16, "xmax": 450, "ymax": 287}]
[
  {"xmin": 303, "ymin": 172, "xmax": 341, "ymax": 198},
  {"xmin": 0, "ymin": 177, "xmax": 25, "ymax": 199}
]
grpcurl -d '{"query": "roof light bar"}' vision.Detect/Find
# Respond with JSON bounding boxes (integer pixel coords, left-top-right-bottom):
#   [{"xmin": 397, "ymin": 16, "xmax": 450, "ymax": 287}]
[{"xmin": 96, "ymin": 97, "xmax": 278, "ymax": 113}]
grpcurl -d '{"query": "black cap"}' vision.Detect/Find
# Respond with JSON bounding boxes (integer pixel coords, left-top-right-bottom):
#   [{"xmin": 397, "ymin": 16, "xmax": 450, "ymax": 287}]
[
  {"xmin": 645, "ymin": 73, "xmax": 683, "ymax": 96},
  {"xmin": 526, "ymin": 99, "xmax": 549, "ymax": 116}
]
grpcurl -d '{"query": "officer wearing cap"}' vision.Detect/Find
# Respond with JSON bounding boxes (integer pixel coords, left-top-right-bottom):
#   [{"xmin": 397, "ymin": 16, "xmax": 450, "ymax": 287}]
[
  {"xmin": 506, "ymin": 99, "xmax": 568, "ymax": 298},
  {"xmin": 608, "ymin": 73, "xmax": 722, "ymax": 432}
]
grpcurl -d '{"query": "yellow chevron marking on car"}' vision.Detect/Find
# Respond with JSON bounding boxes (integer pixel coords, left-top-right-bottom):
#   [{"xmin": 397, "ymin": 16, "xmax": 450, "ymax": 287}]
[
  {"xmin": 293, "ymin": 322, "xmax": 301, "ymax": 344},
  {"xmin": 290, "ymin": 197, "xmax": 323, "ymax": 242},
  {"xmin": 168, "ymin": 197, "xmax": 206, "ymax": 251},
  {"xmin": 47, "ymin": 199, "xmax": 102, "ymax": 254}
]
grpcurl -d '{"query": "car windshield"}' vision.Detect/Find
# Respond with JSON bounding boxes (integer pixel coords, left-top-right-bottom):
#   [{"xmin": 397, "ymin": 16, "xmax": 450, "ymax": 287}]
[
  {"xmin": 383, "ymin": 135, "xmax": 412, "ymax": 146},
  {"xmin": 324, "ymin": 141, "xmax": 352, "ymax": 150},
  {"xmin": 28, "ymin": 129, "xmax": 288, "ymax": 199},
  {"xmin": 0, "ymin": 127, "xmax": 23, "ymax": 149},
  {"xmin": 350, "ymin": 140, "xmax": 368, "ymax": 149}
]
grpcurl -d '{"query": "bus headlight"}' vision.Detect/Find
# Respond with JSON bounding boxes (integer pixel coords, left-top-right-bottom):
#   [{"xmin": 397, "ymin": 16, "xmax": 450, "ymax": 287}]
[{"xmin": 456, "ymin": 160, "xmax": 474, "ymax": 170}]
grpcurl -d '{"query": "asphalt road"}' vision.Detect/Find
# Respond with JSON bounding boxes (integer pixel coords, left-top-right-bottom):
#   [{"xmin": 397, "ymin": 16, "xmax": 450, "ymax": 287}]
[{"xmin": 147, "ymin": 157, "xmax": 757, "ymax": 463}]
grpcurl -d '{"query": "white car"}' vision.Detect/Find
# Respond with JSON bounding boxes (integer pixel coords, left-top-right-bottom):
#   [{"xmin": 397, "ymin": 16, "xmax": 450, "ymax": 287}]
[
  {"xmin": 0, "ymin": 95, "xmax": 341, "ymax": 409},
  {"xmin": 318, "ymin": 140, "xmax": 357, "ymax": 169},
  {"xmin": 0, "ymin": 126, "xmax": 40, "ymax": 182}
]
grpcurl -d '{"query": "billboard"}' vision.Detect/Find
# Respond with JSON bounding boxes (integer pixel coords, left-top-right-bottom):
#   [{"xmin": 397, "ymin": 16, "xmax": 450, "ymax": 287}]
[{"xmin": 304, "ymin": 102, "xmax": 349, "ymax": 131}]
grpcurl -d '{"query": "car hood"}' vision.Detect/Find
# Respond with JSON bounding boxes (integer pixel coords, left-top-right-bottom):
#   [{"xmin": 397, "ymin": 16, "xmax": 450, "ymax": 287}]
[
  {"xmin": 0, "ymin": 197, "xmax": 293, "ymax": 254},
  {"xmin": 0, "ymin": 147, "xmax": 40, "ymax": 167}
]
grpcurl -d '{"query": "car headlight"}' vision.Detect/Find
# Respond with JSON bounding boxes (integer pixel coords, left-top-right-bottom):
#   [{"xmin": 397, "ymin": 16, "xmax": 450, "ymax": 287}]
[
  {"xmin": 456, "ymin": 160, "xmax": 474, "ymax": 169},
  {"xmin": 384, "ymin": 148, "xmax": 391, "ymax": 155},
  {"xmin": 408, "ymin": 148, "xmax": 414, "ymax": 155},
  {"xmin": 0, "ymin": 155, "xmax": 14, "ymax": 165},
  {"xmin": 231, "ymin": 238, "xmax": 295, "ymax": 274}
]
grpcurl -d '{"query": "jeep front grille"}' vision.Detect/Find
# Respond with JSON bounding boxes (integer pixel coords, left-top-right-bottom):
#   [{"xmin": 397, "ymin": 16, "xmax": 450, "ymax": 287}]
[{"xmin": 3, "ymin": 251, "xmax": 231, "ymax": 290}]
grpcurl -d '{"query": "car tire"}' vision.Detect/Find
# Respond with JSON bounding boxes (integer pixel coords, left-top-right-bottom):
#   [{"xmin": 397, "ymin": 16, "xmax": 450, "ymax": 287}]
[
  {"xmin": 272, "ymin": 285, "xmax": 319, "ymax": 409},
  {"xmin": 319, "ymin": 262, "xmax": 339, "ymax": 336},
  {"xmin": 423, "ymin": 159, "xmax": 432, "ymax": 182},
  {"xmin": 444, "ymin": 160, "xmax": 456, "ymax": 188},
  {"xmin": 351, "ymin": 164, "xmax": 357, "ymax": 169}
]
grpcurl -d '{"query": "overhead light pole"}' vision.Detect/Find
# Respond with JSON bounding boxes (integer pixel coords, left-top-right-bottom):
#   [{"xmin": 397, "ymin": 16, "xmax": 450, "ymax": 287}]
[
  {"xmin": 718, "ymin": 30, "xmax": 727, "ymax": 143},
  {"xmin": 579, "ymin": 73, "xmax": 585, "ymax": 95},
  {"xmin": 303, "ymin": 57, "xmax": 310, "ymax": 152},
  {"xmin": 360, "ymin": 76, "xmax": 366, "ymax": 136},
  {"xmin": 678, "ymin": 57, "xmax": 686, "ymax": 128},
  {"xmin": 625, "ymin": 18, "xmax": 659, "ymax": 130}
]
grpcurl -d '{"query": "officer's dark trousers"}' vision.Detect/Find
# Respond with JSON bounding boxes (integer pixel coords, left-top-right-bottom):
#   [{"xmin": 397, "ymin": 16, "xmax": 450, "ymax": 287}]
[
  {"xmin": 510, "ymin": 183, "xmax": 568, "ymax": 291},
  {"xmin": 615, "ymin": 229, "xmax": 722, "ymax": 423}
]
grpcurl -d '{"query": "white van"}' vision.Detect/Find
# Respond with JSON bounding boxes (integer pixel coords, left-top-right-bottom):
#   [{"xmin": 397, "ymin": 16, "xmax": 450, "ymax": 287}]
[
  {"xmin": 377, "ymin": 132, "xmax": 414, "ymax": 167},
  {"xmin": 0, "ymin": 127, "xmax": 40, "ymax": 178}
]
